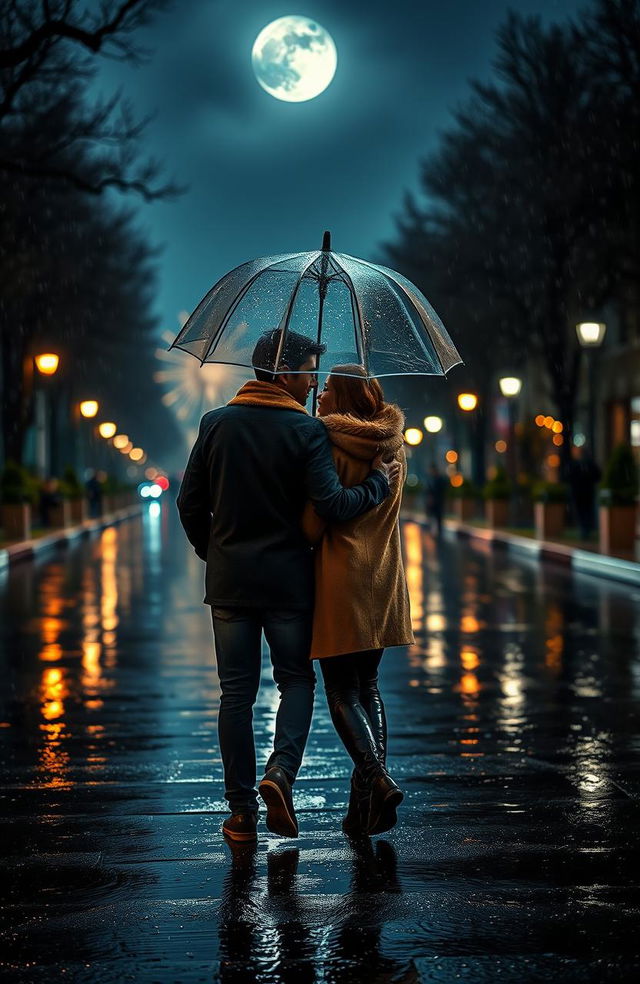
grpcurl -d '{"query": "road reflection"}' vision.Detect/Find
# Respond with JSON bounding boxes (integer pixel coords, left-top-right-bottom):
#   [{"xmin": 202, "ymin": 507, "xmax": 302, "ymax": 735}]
[
  {"xmin": 218, "ymin": 839, "xmax": 409, "ymax": 983},
  {"xmin": 401, "ymin": 519, "xmax": 640, "ymax": 815}
]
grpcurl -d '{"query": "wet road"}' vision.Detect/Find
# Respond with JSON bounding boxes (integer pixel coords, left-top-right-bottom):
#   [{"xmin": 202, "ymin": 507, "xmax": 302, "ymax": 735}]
[{"xmin": 1, "ymin": 502, "xmax": 639, "ymax": 982}]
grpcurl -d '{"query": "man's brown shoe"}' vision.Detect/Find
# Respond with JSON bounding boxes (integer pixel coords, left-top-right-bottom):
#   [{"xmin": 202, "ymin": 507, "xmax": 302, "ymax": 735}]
[
  {"xmin": 258, "ymin": 767, "xmax": 298, "ymax": 837},
  {"xmin": 222, "ymin": 812, "xmax": 258, "ymax": 842}
]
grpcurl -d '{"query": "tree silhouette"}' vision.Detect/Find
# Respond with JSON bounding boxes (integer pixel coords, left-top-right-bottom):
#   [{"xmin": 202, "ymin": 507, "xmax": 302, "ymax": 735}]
[
  {"xmin": 0, "ymin": 0, "xmax": 180, "ymax": 199},
  {"xmin": 0, "ymin": 92, "xmax": 181, "ymax": 467},
  {"xmin": 385, "ymin": 3, "xmax": 638, "ymax": 472}
]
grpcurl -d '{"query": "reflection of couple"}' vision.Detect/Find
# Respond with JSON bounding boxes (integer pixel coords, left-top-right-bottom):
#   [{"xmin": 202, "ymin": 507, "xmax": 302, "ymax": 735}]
[
  {"xmin": 177, "ymin": 328, "xmax": 413, "ymax": 843},
  {"xmin": 218, "ymin": 838, "xmax": 406, "ymax": 982}
]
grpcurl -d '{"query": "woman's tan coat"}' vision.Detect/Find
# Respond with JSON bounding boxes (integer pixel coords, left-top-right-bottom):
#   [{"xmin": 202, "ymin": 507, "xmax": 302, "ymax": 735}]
[{"xmin": 302, "ymin": 403, "xmax": 414, "ymax": 660}]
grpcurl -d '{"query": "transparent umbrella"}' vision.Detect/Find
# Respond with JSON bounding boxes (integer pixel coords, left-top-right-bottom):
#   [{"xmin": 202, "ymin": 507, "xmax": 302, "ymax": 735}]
[{"xmin": 169, "ymin": 231, "xmax": 462, "ymax": 383}]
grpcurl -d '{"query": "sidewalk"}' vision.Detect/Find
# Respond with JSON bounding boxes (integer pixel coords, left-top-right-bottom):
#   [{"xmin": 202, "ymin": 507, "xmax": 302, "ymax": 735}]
[
  {"xmin": 405, "ymin": 509, "xmax": 640, "ymax": 586},
  {"xmin": 0, "ymin": 504, "xmax": 143, "ymax": 571}
]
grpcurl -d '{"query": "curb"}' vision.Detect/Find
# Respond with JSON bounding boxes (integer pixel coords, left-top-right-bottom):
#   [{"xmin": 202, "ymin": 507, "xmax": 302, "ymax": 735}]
[
  {"xmin": 403, "ymin": 511, "xmax": 640, "ymax": 587},
  {"xmin": 0, "ymin": 506, "xmax": 144, "ymax": 572}
]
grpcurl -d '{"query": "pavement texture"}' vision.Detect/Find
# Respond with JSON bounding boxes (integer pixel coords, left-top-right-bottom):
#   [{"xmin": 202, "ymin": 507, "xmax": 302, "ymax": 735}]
[{"xmin": 1, "ymin": 502, "xmax": 639, "ymax": 983}]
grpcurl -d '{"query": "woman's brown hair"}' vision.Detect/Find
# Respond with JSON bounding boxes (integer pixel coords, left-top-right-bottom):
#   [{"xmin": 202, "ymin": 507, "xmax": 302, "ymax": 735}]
[{"xmin": 327, "ymin": 364, "xmax": 385, "ymax": 419}]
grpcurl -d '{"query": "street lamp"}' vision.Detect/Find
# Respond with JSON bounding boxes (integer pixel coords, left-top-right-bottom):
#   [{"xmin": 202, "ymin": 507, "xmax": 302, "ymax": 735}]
[
  {"xmin": 456, "ymin": 393, "xmax": 480, "ymax": 482},
  {"xmin": 404, "ymin": 428, "xmax": 423, "ymax": 446},
  {"xmin": 80, "ymin": 400, "xmax": 99, "ymax": 419},
  {"xmin": 98, "ymin": 422, "xmax": 117, "ymax": 439},
  {"xmin": 113, "ymin": 433, "xmax": 129, "ymax": 449},
  {"xmin": 457, "ymin": 393, "xmax": 478, "ymax": 412},
  {"xmin": 33, "ymin": 353, "xmax": 60, "ymax": 475},
  {"xmin": 498, "ymin": 375, "xmax": 522, "ymax": 491},
  {"xmin": 423, "ymin": 416, "xmax": 443, "ymax": 433},
  {"xmin": 576, "ymin": 321, "xmax": 607, "ymax": 453},
  {"xmin": 35, "ymin": 353, "xmax": 59, "ymax": 376},
  {"xmin": 498, "ymin": 376, "xmax": 522, "ymax": 398},
  {"xmin": 576, "ymin": 322, "xmax": 606, "ymax": 348}
]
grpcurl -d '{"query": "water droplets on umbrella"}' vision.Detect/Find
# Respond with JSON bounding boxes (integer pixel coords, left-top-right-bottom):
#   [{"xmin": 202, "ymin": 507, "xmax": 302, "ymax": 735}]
[{"xmin": 169, "ymin": 231, "xmax": 463, "ymax": 381}]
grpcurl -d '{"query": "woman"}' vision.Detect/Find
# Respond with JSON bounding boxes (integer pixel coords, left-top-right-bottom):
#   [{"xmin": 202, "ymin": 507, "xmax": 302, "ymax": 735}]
[{"xmin": 302, "ymin": 365, "xmax": 414, "ymax": 836}]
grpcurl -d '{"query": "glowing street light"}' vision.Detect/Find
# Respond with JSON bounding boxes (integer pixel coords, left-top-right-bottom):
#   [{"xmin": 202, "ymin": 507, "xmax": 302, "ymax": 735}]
[
  {"xmin": 498, "ymin": 376, "xmax": 521, "ymax": 489},
  {"xmin": 423, "ymin": 415, "xmax": 443, "ymax": 433},
  {"xmin": 404, "ymin": 428, "xmax": 423, "ymax": 446},
  {"xmin": 576, "ymin": 321, "xmax": 607, "ymax": 451},
  {"xmin": 113, "ymin": 434, "xmax": 129, "ymax": 449},
  {"xmin": 576, "ymin": 321, "xmax": 607, "ymax": 347},
  {"xmin": 35, "ymin": 353, "xmax": 59, "ymax": 376},
  {"xmin": 498, "ymin": 376, "xmax": 522, "ymax": 398},
  {"xmin": 98, "ymin": 422, "xmax": 117, "ymax": 439},
  {"xmin": 129, "ymin": 447, "xmax": 144, "ymax": 462},
  {"xmin": 457, "ymin": 393, "xmax": 478, "ymax": 412},
  {"xmin": 80, "ymin": 400, "xmax": 99, "ymax": 419}
]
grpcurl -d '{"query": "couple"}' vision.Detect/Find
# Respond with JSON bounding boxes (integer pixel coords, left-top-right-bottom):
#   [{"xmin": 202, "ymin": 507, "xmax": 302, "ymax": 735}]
[{"xmin": 177, "ymin": 328, "xmax": 413, "ymax": 843}]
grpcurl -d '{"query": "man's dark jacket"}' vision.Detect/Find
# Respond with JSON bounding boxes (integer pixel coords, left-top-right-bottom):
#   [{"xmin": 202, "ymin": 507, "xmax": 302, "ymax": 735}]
[{"xmin": 176, "ymin": 403, "xmax": 389, "ymax": 609}]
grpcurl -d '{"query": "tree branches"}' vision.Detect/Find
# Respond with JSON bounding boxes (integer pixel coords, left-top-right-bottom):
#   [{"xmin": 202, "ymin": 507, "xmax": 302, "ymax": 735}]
[
  {"xmin": 0, "ymin": 0, "xmax": 180, "ymax": 200},
  {"xmin": 384, "ymin": 0, "xmax": 640, "ymax": 466},
  {"xmin": 0, "ymin": 1, "xmax": 165, "ymax": 70}
]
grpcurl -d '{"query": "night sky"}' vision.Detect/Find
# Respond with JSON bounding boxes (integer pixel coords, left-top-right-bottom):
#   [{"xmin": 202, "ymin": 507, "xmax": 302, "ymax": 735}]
[{"xmin": 96, "ymin": 0, "xmax": 582, "ymax": 337}]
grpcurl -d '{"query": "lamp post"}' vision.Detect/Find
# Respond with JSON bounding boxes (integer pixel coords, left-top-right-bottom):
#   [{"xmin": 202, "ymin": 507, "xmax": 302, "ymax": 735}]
[
  {"xmin": 498, "ymin": 376, "xmax": 522, "ymax": 488},
  {"xmin": 34, "ymin": 353, "xmax": 60, "ymax": 476},
  {"xmin": 422, "ymin": 416, "xmax": 444, "ymax": 480},
  {"xmin": 457, "ymin": 393, "xmax": 479, "ymax": 484},
  {"xmin": 77, "ymin": 400, "xmax": 100, "ymax": 475},
  {"xmin": 576, "ymin": 322, "xmax": 607, "ymax": 455}
]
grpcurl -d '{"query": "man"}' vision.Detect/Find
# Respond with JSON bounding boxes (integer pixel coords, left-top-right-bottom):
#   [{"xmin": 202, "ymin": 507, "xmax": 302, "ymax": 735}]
[{"xmin": 177, "ymin": 328, "xmax": 399, "ymax": 843}]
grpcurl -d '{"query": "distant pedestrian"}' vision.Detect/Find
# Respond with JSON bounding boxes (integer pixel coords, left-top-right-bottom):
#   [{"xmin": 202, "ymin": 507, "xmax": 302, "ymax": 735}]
[
  {"xmin": 302, "ymin": 365, "xmax": 413, "ymax": 837},
  {"xmin": 85, "ymin": 471, "xmax": 103, "ymax": 518},
  {"xmin": 567, "ymin": 445, "xmax": 601, "ymax": 540},
  {"xmin": 425, "ymin": 461, "xmax": 447, "ymax": 537}
]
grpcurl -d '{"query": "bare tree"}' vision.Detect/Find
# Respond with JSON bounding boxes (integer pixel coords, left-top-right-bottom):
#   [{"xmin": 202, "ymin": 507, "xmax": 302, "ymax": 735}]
[
  {"xmin": 0, "ymin": 0, "xmax": 181, "ymax": 199},
  {"xmin": 0, "ymin": 89, "xmax": 181, "ymax": 466},
  {"xmin": 386, "ymin": 9, "xmax": 623, "ymax": 472}
]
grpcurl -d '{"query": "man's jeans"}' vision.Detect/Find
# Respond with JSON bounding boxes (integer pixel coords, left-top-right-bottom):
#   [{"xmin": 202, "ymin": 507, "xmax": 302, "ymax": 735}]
[{"xmin": 211, "ymin": 607, "xmax": 316, "ymax": 814}]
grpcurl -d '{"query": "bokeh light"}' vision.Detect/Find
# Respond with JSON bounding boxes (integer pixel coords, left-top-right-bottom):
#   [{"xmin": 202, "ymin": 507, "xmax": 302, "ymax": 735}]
[
  {"xmin": 404, "ymin": 428, "xmax": 423, "ymax": 446},
  {"xmin": 98, "ymin": 422, "xmax": 117, "ymax": 439},
  {"xmin": 458, "ymin": 393, "xmax": 478, "ymax": 412},
  {"xmin": 35, "ymin": 353, "xmax": 59, "ymax": 375},
  {"xmin": 80, "ymin": 400, "xmax": 99, "ymax": 418}
]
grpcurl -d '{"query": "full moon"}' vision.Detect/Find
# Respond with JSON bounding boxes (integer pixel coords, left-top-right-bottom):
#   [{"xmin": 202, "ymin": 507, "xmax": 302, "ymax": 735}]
[{"xmin": 252, "ymin": 16, "xmax": 337, "ymax": 102}]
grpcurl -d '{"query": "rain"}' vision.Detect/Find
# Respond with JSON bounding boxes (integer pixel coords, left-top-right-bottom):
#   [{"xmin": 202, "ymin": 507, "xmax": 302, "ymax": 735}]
[{"xmin": 1, "ymin": 1, "xmax": 639, "ymax": 981}]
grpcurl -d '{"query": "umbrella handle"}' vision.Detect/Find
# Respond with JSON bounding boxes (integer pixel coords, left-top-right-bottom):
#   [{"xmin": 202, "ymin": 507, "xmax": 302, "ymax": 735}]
[{"xmin": 322, "ymin": 230, "xmax": 331, "ymax": 251}]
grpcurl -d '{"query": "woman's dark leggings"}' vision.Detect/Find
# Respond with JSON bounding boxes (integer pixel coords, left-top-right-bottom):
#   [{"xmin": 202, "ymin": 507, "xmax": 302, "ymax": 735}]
[{"xmin": 320, "ymin": 649, "xmax": 387, "ymax": 784}]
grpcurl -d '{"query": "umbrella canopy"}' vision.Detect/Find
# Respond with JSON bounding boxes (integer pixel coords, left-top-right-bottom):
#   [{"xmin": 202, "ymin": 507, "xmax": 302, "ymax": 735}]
[{"xmin": 169, "ymin": 232, "xmax": 462, "ymax": 378}]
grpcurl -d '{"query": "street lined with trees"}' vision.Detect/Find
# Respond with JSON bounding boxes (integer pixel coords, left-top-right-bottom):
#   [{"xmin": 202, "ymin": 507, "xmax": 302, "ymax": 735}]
[
  {"xmin": 385, "ymin": 0, "xmax": 639, "ymax": 492},
  {"xmin": 0, "ymin": 0, "xmax": 182, "ymax": 505}
]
